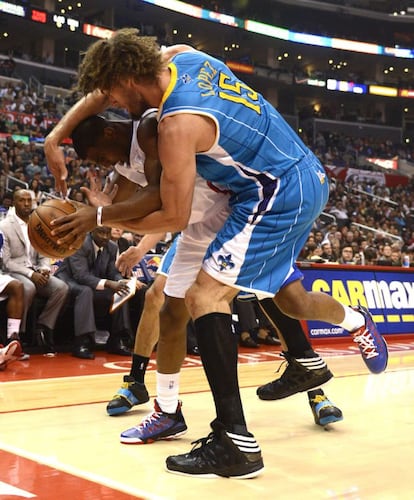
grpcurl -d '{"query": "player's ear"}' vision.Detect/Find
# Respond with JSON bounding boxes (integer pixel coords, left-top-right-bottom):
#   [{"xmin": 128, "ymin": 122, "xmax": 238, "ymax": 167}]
[{"xmin": 103, "ymin": 126, "xmax": 115, "ymax": 139}]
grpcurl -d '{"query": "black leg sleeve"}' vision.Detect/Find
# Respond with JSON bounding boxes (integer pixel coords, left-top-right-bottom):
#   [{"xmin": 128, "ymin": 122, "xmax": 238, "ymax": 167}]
[
  {"xmin": 194, "ymin": 312, "xmax": 247, "ymax": 432},
  {"xmin": 258, "ymin": 298, "xmax": 314, "ymax": 357}
]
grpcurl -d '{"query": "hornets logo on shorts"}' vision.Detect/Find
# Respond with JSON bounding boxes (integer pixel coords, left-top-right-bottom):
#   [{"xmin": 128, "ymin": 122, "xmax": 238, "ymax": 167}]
[
  {"xmin": 316, "ymin": 170, "xmax": 326, "ymax": 184},
  {"xmin": 218, "ymin": 254, "xmax": 235, "ymax": 271}
]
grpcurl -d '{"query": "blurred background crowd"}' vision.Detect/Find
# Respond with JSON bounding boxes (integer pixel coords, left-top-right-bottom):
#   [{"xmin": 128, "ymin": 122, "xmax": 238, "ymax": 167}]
[{"xmin": 1, "ymin": 77, "xmax": 413, "ymax": 268}]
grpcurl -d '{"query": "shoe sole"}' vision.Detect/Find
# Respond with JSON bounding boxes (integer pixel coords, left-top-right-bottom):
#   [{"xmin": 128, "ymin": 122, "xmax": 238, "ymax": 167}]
[
  {"xmin": 107, "ymin": 393, "xmax": 150, "ymax": 416},
  {"xmin": 120, "ymin": 428, "xmax": 188, "ymax": 444},
  {"xmin": 317, "ymin": 414, "xmax": 344, "ymax": 426},
  {"xmin": 107, "ymin": 406, "xmax": 132, "ymax": 416},
  {"xmin": 165, "ymin": 464, "xmax": 265, "ymax": 479}
]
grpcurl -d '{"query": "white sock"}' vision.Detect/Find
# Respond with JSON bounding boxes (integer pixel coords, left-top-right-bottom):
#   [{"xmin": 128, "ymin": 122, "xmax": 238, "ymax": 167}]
[
  {"xmin": 337, "ymin": 305, "xmax": 364, "ymax": 332},
  {"xmin": 7, "ymin": 318, "xmax": 21, "ymax": 339},
  {"xmin": 156, "ymin": 372, "xmax": 180, "ymax": 413}
]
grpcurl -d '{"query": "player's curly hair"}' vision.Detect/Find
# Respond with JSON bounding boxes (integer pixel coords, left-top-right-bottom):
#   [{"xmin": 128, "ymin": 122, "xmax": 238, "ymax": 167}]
[{"xmin": 77, "ymin": 28, "xmax": 163, "ymax": 95}]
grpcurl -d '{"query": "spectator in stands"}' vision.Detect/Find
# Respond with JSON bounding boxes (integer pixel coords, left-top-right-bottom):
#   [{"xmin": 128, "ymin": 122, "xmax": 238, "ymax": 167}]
[
  {"xmin": 111, "ymin": 227, "xmax": 130, "ymax": 257},
  {"xmin": 0, "ymin": 189, "xmax": 68, "ymax": 355},
  {"xmin": 377, "ymin": 244, "xmax": 393, "ymax": 266},
  {"xmin": 390, "ymin": 246, "xmax": 402, "ymax": 266},
  {"xmin": 328, "ymin": 201, "xmax": 349, "ymax": 227},
  {"xmin": 0, "ymin": 192, "xmax": 13, "ymax": 214},
  {"xmin": 304, "ymin": 242, "xmax": 325, "ymax": 262},
  {"xmin": 314, "ymin": 230, "xmax": 324, "ymax": 245},
  {"xmin": 55, "ymin": 226, "xmax": 133, "ymax": 360},
  {"xmin": 122, "ymin": 232, "xmax": 135, "ymax": 245},
  {"xmin": 337, "ymin": 245, "xmax": 356, "ymax": 265},
  {"xmin": 320, "ymin": 241, "xmax": 337, "ymax": 262},
  {"xmin": 20, "ymin": 144, "xmax": 33, "ymax": 167},
  {"xmin": 25, "ymin": 154, "xmax": 43, "ymax": 179},
  {"xmin": 27, "ymin": 178, "xmax": 42, "ymax": 208},
  {"xmin": 0, "ymin": 56, "xmax": 16, "ymax": 77},
  {"xmin": 363, "ymin": 247, "xmax": 378, "ymax": 266},
  {"xmin": 0, "ymin": 150, "xmax": 11, "ymax": 175},
  {"xmin": 69, "ymin": 188, "xmax": 86, "ymax": 204},
  {"xmin": 40, "ymin": 177, "xmax": 54, "ymax": 195}
]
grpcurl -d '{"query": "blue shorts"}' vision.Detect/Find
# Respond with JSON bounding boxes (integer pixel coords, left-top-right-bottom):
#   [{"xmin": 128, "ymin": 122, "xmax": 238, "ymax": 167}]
[{"xmin": 202, "ymin": 154, "xmax": 329, "ymax": 299}]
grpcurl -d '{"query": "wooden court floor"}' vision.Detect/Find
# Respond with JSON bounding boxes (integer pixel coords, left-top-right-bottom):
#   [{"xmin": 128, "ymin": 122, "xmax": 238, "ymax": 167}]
[{"xmin": 1, "ymin": 339, "xmax": 414, "ymax": 500}]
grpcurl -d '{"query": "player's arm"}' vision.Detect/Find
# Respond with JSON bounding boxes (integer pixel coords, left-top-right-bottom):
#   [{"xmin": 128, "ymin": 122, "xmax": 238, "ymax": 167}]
[
  {"xmin": 114, "ymin": 112, "xmax": 216, "ymax": 232},
  {"xmin": 109, "ymin": 171, "xmax": 139, "ymax": 203},
  {"xmin": 51, "ymin": 114, "xmax": 213, "ymax": 244},
  {"xmin": 102, "ymin": 113, "xmax": 199, "ymax": 233},
  {"xmin": 44, "ymin": 90, "xmax": 110, "ymax": 195},
  {"xmin": 51, "ymin": 113, "xmax": 164, "ymax": 239},
  {"xmin": 52, "ymin": 182, "xmax": 163, "ymax": 246},
  {"xmin": 116, "ymin": 232, "xmax": 166, "ymax": 276}
]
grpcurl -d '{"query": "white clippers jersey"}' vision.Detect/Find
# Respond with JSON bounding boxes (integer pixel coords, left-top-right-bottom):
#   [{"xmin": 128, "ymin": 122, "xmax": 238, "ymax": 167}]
[{"xmin": 114, "ymin": 111, "xmax": 229, "ymax": 225}]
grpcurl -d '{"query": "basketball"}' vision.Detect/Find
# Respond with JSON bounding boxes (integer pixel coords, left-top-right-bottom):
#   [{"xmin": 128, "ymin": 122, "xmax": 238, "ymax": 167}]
[{"xmin": 28, "ymin": 199, "xmax": 79, "ymax": 259}]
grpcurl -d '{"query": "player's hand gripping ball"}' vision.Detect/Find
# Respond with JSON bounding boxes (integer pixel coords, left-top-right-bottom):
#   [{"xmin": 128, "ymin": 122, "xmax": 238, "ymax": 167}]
[{"xmin": 28, "ymin": 199, "xmax": 82, "ymax": 258}]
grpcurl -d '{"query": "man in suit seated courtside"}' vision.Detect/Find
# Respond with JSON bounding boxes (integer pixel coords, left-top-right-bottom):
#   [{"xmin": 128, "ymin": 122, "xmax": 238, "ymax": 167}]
[
  {"xmin": 55, "ymin": 226, "xmax": 133, "ymax": 359},
  {"xmin": 0, "ymin": 189, "xmax": 68, "ymax": 355}
]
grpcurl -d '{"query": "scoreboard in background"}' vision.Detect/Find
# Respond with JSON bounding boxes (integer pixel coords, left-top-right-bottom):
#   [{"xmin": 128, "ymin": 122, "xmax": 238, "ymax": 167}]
[
  {"xmin": 0, "ymin": 1, "xmax": 103, "ymax": 36},
  {"xmin": 300, "ymin": 264, "xmax": 414, "ymax": 339}
]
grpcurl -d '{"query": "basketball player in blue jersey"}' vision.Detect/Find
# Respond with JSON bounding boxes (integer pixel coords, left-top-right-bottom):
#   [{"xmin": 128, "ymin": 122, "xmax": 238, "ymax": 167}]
[
  {"xmin": 71, "ymin": 114, "xmax": 343, "ymax": 440},
  {"xmin": 45, "ymin": 29, "xmax": 388, "ymax": 479}
]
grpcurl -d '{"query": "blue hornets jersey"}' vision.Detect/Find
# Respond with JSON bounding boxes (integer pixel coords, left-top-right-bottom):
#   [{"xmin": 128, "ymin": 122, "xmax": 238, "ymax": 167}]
[
  {"xmin": 159, "ymin": 50, "xmax": 311, "ymax": 194},
  {"xmin": 158, "ymin": 49, "xmax": 328, "ymax": 296}
]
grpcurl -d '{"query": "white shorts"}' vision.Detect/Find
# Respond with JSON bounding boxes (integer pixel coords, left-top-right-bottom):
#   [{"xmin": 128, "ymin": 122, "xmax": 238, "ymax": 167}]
[
  {"xmin": 164, "ymin": 202, "xmax": 230, "ymax": 299},
  {"xmin": 0, "ymin": 274, "xmax": 15, "ymax": 302}
]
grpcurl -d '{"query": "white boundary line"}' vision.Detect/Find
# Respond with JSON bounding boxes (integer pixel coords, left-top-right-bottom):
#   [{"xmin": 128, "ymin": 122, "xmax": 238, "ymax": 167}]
[{"xmin": 0, "ymin": 442, "xmax": 167, "ymax": 500}]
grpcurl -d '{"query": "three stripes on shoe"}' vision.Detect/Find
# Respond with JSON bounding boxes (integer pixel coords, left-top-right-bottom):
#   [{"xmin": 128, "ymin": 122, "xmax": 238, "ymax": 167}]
[
  {"xmin": 295, "ymin": 355, "xmax": 326, "ymax": 370},
  {"xmin": 226, "ymin": 432, "xmax": 261, "ymax": 453}
]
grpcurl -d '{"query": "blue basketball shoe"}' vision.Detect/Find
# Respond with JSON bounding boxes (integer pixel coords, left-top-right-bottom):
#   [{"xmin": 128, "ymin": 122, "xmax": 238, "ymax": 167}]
[
  {"xmin": 308, "ymin": 389, "xmax": 343, "ymax": 426},
  {"xmin": 120, "ymin": 400, "xmax": 187, "ymax": 444},
  {"xmin": 106, "ymin": 376, "xmax": 149, "ymax": 416},
  {"xmin": 351, "ymin": 306, "xmax": 388, "ymax": 374}
]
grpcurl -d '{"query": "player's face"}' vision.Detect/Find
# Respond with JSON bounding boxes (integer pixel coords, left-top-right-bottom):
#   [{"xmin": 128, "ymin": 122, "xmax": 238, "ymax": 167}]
[
  {"xmin": 14, "ymin": 190, "xmax": 32, "ymax": 219},
  {"xmin": 92, "ymin": 226, "xmax": 111, "ymax": 247},
  {"xmin": 106, "ymin": 81, "xmax": 148, "ymax": 119},
  {"xmin": 86, "ymin": 144, "xmax": 127, "ymax": 167}
]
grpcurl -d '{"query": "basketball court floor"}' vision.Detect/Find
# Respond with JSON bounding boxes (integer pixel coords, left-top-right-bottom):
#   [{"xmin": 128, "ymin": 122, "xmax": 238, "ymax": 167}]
[{"xmin": 1, "ymin": 338, "xmax": 414, "ymax": 499}]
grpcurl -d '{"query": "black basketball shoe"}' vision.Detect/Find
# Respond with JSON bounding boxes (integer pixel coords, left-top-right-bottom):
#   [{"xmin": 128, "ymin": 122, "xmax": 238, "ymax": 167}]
[
  {"xmin": 166, "ymin": 419, "xmax": 264, "ymax": 478},
  {"xmin": 257, "ymin": 350, "xmax": 333, "ymax": 400}
]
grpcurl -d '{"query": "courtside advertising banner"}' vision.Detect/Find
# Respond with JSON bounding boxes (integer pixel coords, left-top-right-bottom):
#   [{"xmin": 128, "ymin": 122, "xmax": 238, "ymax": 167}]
[{"xmin": 300, "ymin": 265, "xmax": 414, "ymax": 338}]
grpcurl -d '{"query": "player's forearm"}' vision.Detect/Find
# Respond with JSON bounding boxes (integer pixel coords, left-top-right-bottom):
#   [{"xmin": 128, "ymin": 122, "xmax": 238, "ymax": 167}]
[
  {"xmin": 105, "ymin": 209, "xmax": 187, "ymax": 234},
  {"xmin": 134, "ymin": 233, "xmax": 166, "ymax": 257},
  {"xmin": 112, "ymin": 174, "xmax": 139, "ymax": 203},
  {"xmin": 100, "ymin": 185, "xmax": 162, "ymax": 229},
  {"xmin": 45, "ymin": 91, "xmax": 108, "ymax": 146}
]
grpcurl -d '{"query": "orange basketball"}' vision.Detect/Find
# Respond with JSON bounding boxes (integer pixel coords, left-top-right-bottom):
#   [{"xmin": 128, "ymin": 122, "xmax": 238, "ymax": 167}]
[{"xmin": 28, "ymin": 199, "xmax": 79, "ymax": 259}]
